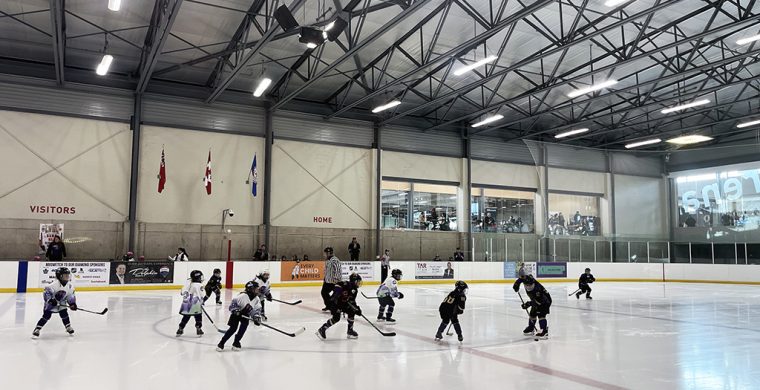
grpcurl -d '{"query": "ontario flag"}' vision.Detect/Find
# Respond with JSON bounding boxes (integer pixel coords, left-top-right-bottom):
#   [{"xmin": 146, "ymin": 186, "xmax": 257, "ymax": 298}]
[
  {"xmin": 203, "ymin": 150, "xmax": 212, "ymax": 195},
  {"xmin": 157, "ymin": 146, "xmax": 167, "ymax": 193}
]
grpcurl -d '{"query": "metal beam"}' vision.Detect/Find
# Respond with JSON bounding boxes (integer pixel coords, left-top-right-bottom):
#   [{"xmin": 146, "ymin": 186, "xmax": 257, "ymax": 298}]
[
  {"xmin": 205, "ymin": 0, "xmax": 266, "ymax": 88},
  {"xmin": 326, "ymin": 0, "xmax": 555, "ymax": 119},
  {"xmin": 270, "ymin": 0, "xmax": 432, "ymax": 110},
  {"xmin": 136, "ymin": 0, "xmax": 184, "ymax": 93},
  {"xmin": 49, "ymin": 0, "xmax": 66, "ymax": 86},
  {"xmin": 206, "ymin": 0, "xmax": 306, "ymax": 104},
  {"xmin": 381, "ymin": 0, "xmax": 684, "ymax": 127},
  {"xmin": 128, "ymin": 94, "xmax": 143, "ymax": 253}
]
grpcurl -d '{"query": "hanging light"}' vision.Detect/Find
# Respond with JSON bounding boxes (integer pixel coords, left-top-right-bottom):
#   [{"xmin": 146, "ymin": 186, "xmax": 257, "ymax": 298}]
[{"xmin": 96, "ymin": 54, "xmax": 114, "ymax": 76}]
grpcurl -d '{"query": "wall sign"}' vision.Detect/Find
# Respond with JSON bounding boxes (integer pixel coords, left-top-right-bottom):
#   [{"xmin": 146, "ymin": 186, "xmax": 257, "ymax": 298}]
[
  {"xmin": 39, "ymin": 262, "xmax": 110, "ymax": 287},
  {"xmin": 30, "ymin": 205, "xmax": 77, "ymax": 215},
  {"xmin": 313, "ymin": 216, "xmax": 333, "ymax": 223}
]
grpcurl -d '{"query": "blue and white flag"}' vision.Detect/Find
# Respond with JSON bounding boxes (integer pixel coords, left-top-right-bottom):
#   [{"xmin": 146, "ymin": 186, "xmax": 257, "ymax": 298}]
[{"xmin": 250, "ymin": 154, "xmax": 258, "ymax": 197}]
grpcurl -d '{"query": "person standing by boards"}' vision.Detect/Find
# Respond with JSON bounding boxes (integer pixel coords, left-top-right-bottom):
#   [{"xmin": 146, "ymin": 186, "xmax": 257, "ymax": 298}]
[
  {"xmin": 46, "ymin": 235, "xmax": 66, "ymax": 262},
  {"xmin": 379, "ymin": 249, "xmax": 391, "ymax": 282},
  {"xmin": 321, "ymin": 247, "xmax": 342, "ymax": 312},
  {"xmin": 348, "ymin": 237, "xmax": 361, "ymax": 261}
]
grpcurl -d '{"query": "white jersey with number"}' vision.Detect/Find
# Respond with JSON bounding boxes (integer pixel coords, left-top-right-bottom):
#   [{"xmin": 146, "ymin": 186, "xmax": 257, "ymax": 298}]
[
  {"xmin": 43, "ymin": 280, "xmax": 76, "ymax": 313},
  {"xmin": 179, "ymin": 281, "xmax": 203, "ymax": 315},
  {"xmin": 229, "ymin": 293, "xmax": 262, "ymax": 317},
  {"xmin": 253, "ymin": 276, "xmax": 271, "ymax": 296},
  {"xmin": 377, "ymin": 277, "xmax": 399, "ymax": 298}
]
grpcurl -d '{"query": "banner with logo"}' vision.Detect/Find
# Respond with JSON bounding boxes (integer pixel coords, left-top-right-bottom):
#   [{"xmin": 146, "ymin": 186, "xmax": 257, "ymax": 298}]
[
  {"xmin": 341, "ymin": 261, "xmax": 374, "ymax": 281},
  {"xmin": 110, "ymin": 262, "xmax": 174, "ymax": 285},
  {"xmin": 39, "ymin": 224, "xmax": 64, "ymax": 251},
  {"xmin": 414, "ymin": 261, "xmax": 456, "ymax": 280},
  {"xmin": 280, "ymin": 261, "xmax": 325, "ymax": 282},
  {"xmin": 503, "ymin": 262, "xmax": 516, "ymax": 279},
  {"xmin": 39, "ymin": 262, "xmax": 109, "ymax": 287},
  {"xmin": 536, "ymin": 262, "xmax": 567, "ymax": 278}
]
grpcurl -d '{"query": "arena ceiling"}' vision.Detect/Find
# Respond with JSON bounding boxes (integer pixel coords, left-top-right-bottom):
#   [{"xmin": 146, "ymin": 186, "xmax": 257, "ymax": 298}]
[{"xmin": 1, "ymin": 0, "xmax": 760, "ymax": 150}]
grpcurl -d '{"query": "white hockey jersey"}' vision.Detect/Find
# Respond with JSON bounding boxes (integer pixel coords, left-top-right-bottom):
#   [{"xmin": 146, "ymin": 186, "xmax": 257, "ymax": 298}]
[
  {"xmin": 43, "ymin": 280, "xmax": 76, "ymax": 313},
  {"xmin": 179, "ymin": 281, "xmax": 203, "ymax": 315},
  {"xmin": 377, "ymin": 277, "xmax": 400, "ymax": 298},
  {"xmin": 229, "ymin": 293, "xmax": 262, "ymax": 317},
  {"xmin": 253, "ymin": 276, "xmax": 271, "ymax": 297}
]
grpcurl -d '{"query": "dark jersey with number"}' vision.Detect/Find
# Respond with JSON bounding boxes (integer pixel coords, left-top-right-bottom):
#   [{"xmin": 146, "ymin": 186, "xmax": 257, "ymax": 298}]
[
  {"xmin": 579, "ymin": 273, "xmax": 595, "ymax": 287},
  {"xmin": 206, "ymin": 275, "xmax": 222, "ymax": 290},
  {"xmin": 439, "ymin": 290, "xmax": 466, "ymax": 316},
  {"xmin": 331, "ymin": 281, "xmax": 359, "ymax": 309},
  {"xmin": 526, "ymin": 281, "xmax": 552, "ymax": 306}
]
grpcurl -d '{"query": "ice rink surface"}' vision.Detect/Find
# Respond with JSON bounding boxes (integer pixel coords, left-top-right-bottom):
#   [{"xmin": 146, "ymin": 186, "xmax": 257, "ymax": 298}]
[{"xmin": 3, "ymin": 282, "xmax": 760, "ymax": 390}]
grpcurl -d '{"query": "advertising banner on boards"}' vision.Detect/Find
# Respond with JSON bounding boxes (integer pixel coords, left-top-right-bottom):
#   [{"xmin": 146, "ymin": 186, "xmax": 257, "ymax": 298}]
[{"xmin": 39, "ymin": 262, "xmax": 110, "ymax": 287}]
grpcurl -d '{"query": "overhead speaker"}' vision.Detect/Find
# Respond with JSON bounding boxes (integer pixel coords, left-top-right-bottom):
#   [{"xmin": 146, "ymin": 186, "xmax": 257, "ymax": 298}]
[
  {"xmin": 299, "ymin": 26, "xmax": 324, "ymax": 47},
  {"xmin": 274, "ymin": 5, "xmax": 299, "ymax": 31},
  {"xmin": 325, "ymin": 16, "xmax": 348, "ymax": 42}
]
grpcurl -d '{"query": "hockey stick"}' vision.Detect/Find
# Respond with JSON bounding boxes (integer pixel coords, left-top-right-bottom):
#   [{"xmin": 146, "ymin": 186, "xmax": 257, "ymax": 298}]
[
  {"xmin": 272, "ymin": 298, "xmax": 303, "ymax": 305},
  {"xmin": 361, "ymin": 292, "xmax": 379, "ymax": 299},
  {"xmin": 61, "ymin": 305, "xmax": 108, "ymax": 315},
  {"xmin": 201, "ymin": 306, "xmax": 228, "ymax": 334},
  {"xmin": 516, "ymin": 291, "xmax": 531, "ymax": 316},
  {"xmin": 568, "ymin": 288, "xmax": 581, "ymax": 296},
  {"xmin": 357, "ymin": 312, "xmax": 396, "ymax": 337},
  {"xmin": 445, "ymin": 323, "xmax": 453, "ymax": 336},
  {"xmin": 242, "ymin": 316, "xmax": 305, "ymax": 337}
]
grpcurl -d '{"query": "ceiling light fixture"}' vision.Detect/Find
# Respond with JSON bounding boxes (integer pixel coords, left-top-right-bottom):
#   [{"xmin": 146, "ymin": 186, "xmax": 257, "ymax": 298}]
[
  {"xmin": 737, "ymin": 34, "xmax": 760, "ymax": 45},
  {"xmin": 660, "ymin": 99, "xmax": 710, "ymax": 114},
  {"xmin": 625, "ymin": 138, "xmax": 661, "ymax": 149},
  {"xmin": 471, "ymin": 114, "xmax": 504, "ymax": 128},
  {"xmin": 253, "ymin": 78, "xmax": 272, "ymax": 97},
  {"xmin": 453, "ymin": 55, "xmax": 498, "ymax": 76},
  {"xmin": 299, "ymin": 27, "xmax": 324, "ymax": 48},
  {"xmin": 95, "ymin": 54, "xmax": 114, "ymax": 76},
  {"xmin": 372, "ymin": 100, "xmax": 401, "ymax": 113},
  {"xmin": 666, "ymin": 135, "xmax": 713, "ymax": 145},
  {"xmin": 567, "ymin": 80, "xmax": 618, "ymax": 98},
  {"xmin": 108, "ymin": 0, "xmax": 121, "ymax": 11},
  {"xmin": 736, "ymin": 119, "xmax": 760, "ymax": 128},
  {"xmin": 554, "ymin": 128, "xmax": 589, "ymax": 139}
]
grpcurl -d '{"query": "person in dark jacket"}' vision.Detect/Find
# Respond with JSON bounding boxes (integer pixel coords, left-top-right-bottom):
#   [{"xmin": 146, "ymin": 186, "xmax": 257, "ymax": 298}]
[
  {"xmin": 46, "ymin": 235, "xmax": 66, "ymax": 261},
  {"xmin": 253, "ymin": 245, "xmax": 268, "ymax": 261},
  {"xmin": 576, "ymin": 268, "xmax": 596, "ymax": 300},
  {"xmin": 348, "ymin": 237, "xmax": 361, "ymax": 261}
]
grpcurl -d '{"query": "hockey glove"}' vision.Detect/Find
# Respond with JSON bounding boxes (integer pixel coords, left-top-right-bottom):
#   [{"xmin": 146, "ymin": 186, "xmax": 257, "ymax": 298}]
[
  {"xmin": 252, "ymin": 316, "xmax": 261, "ymax": 326},
  {"xmin": 398, "ymin": 292, "xmax": 404, "ymax": 299},
  {"xmin": 513, "ymin": 285, "xmax": 520, "ymax": 292},
  {"xmin": 266, "ymin": 293, "xmax": 272, "ymax": 302},
  {"xmin": 521, "ymin": 302, "xmax": 532, "ymax": 310},
  {"xmin": 68, "ymin": 303, "xmax": 78, "ymax": 311},
  {"xmin": 47, "ymin": 298, "xmax": 58, "ymax": 306}
]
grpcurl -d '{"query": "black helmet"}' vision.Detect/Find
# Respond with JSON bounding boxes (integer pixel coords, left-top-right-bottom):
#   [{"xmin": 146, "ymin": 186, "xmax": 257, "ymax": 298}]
[
  {"xmin": 349, "ymin": 272, "xmax": 362, "ymax": 286},
  {"xmin": 245, "ymin": 280, "xmax": 260, "ymax": 297},
  {"xmin": 391, "ymin": 269, "xmax": 403, "ymax": 280},
  {"xmin": 324, "ymin": 247, "xmax": 334, "ymax": 255},
  {"xmin": 56, "ymin": 267, "xmax": 71, "ymax": 285},
  {"xmin": 585, "ymin": 268, "xmax": 591, "ymax": 272},
  {"xmin": 455, "ymin": 280, "xmax": 468, "ymax": 292},
  {"xmin": 190, "ymin": 270, "xmax": 204, "ymax": 283},
  {"xmin": 213, "ymin": 268, "xmax": 221, "ymax": 275},
  {"xmin": 524, "ymin": 275, "xmax": 536, "ymax": 285}
]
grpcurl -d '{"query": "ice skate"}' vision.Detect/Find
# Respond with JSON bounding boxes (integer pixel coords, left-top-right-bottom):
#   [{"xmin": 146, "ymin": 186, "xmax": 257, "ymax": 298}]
[
  {"xmin": 523, "ymin": 326, "xmax": 535, "ymax": 336},
  {"xmin": 196, "ymin": 327, "xmax": 204, "ymax": 336},
  {"xmin": 175, "ymin": 327, "xmax": 183, "ymax": 337},
  {"xmin": 315, "ymin": 326, "xmax": 327, "ymax": 341},
  {"xmin": 65, "ymin": 325, "xmax": 75, "ymax": 335},
  {"xmin": 232, "ymin": 342, "xmax": 241, "ymax": 351},
  {"xmin": 535, "ymin": 329, "xmax": 548, "ymax": 340},
  {"xmin": 347, "ymin": 329, "xmax": 359, "ymax": 339},
  {"xmin": 32, "ymin": 327, "xmax": 41, "ymax": 338}
]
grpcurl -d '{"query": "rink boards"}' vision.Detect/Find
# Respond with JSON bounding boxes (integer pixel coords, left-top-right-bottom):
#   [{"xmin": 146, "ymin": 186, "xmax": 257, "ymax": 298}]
[{"xmin": 2, "ymin": 260, "xmax": 760, "ymax": 293}]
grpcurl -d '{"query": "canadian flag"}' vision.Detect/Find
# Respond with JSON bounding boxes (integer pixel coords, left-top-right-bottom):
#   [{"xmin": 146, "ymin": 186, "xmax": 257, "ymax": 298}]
[
  {"xmin": 157, "ymin": 146, "xmax": 166, "ymax": 193},
  {"xmin": 203, "ymin": 150, "xmax": 212, "ymax": 195}
]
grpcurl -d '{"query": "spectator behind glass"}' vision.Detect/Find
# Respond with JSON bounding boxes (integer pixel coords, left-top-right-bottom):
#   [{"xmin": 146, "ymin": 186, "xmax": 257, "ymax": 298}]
[
  {"xmin": 253, "ymin": 245, "xmax": 268, "ymax": 261},
  {"xmin": 292, "ymin": 254, "xmax": 300, "ymax": 261},
  {"xmin": 454, "ymin": 247, "xmax": 464, "ymax": 262},
  {"xmin": 280, "ymin": 256, "xmax": 287, "ymax": 261},
  {"xmin": 303, "ymin": 254, "xmax": 309, "ymax": 261},
  {"xmin": 46, "ymin": 235, "xmax": 66, "ymax": 262},
  {"xmin": 122, "ymin": 251, "xmax": 135, "ymax": 262},
  {"xmin": 169, "ymin": 247, "xmax": 189, "ymax": 261}
]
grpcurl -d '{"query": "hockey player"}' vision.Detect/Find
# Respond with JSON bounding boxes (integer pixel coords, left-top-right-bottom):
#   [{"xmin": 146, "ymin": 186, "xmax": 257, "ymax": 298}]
[
  {"xmin": 435, "ymin": 280, "xmax": 468, "ymax": 343},
  {"xmin": 518, "ymin": 275, "xmax": 552, "ymax": 340},
  {"xmin": 216, "ymin": 281, "xmax": 262, "ymax": 352},
  {"xmin": 203, "ymin": 268, "xmax": 223, "ymax": 305},
  {"xmin": 316, "ymin": 273, "xmax": 362, "ymax": 340},
  {"xmin": 177, "ymin": 270, "xmax": 204, "ymax": 337},
  {"xmin": 253, "ymin": 270, "xmax": 272, "ymax": 321},
  {"xmin": 33, "ymin": 267, "xmax": 77, "ymax": 337},
  {"xmin": 576, "ymin": 268, "xmax": 596, "ymax": 299},
  {"xmin": 376, "ymin": 268, "xmax": 404, "ymax": 323}
]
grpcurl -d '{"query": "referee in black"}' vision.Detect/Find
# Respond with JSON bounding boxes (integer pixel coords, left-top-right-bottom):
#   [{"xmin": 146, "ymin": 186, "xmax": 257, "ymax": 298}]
[{"xmin": 321, "ymin": 247, "xmax": 342, "ymax": 311}]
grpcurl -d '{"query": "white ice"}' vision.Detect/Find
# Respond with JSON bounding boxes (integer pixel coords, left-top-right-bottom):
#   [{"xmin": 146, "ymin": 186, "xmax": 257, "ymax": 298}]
[{"xmin": 2, "ymin": 282, "xmax": 760, "ymax": 390}]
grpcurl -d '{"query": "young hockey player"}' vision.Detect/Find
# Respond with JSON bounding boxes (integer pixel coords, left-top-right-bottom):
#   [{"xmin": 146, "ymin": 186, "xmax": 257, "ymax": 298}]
[
  {"xmin": 435, "ymin": 280, "xmax": 468, "ymax": 343},
  {"xmin": 177, "ymin": 270, "xmax": 204, "ymax": 337},
  {"xmin": 376, "ymin": 268, "xmax": 404, "ymax": 323},
  {"xmin": 576, "ymin": 268, "xmax": 596, "ymax": 299},
  {"xmin": 316, "ymin": 273, "xmax": 362, "ymax": 340},
  {"xmin": 518, "ymin": 275, "xmax": 552, "ymax": 340},
  {"xmin": 203, "ymin": 268, "xmax": 223, "ymax": 305},
  {"xmin": 33, "ymin": 267, "xmax": 77, "ymax": 337},
  {"xmin": 216, "ymin": 281, "xmax": 262, "ymax": 352},
  {"xmin": 253, "ymin": 270, "xmax": 272, "ymax": 321}
]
